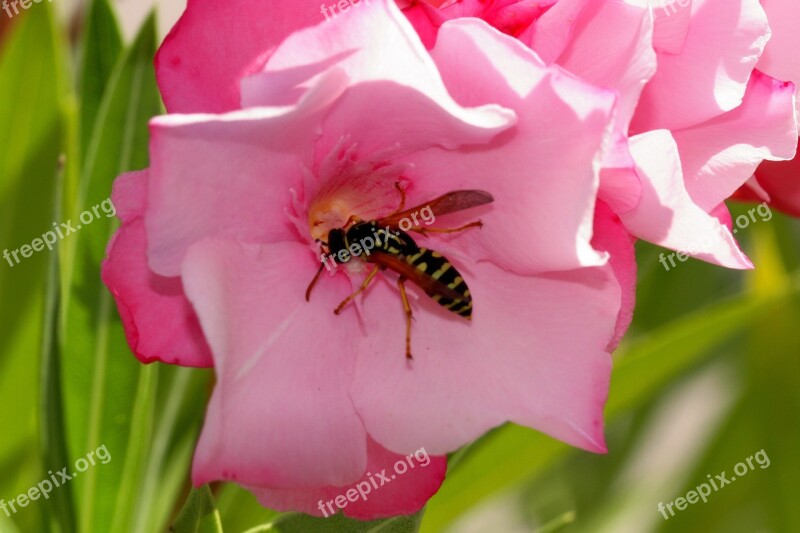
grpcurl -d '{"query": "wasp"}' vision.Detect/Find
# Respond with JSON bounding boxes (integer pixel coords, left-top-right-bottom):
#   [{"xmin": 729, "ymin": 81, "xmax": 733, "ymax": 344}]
[{"xmin": 305, "ymin": 185, "xmax": 493, "ymax": 359}]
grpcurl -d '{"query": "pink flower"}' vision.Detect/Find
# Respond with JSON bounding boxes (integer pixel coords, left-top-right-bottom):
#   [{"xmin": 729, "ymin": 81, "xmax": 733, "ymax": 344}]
[
  {"xmin": 103, "ymin": 0, "xmax": 634, "ymax": 518},
  {"xmin": 742, "ymin": 0, "xmax": 800, "ymax": 216},
  {"xmin": 405, "ymin": 0, "xmax": 797, "ymax": 267}
]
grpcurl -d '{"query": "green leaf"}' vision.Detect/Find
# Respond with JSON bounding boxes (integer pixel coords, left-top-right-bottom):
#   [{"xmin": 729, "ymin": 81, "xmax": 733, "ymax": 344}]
[
  {"xmin": 740, "ymin": 226, "xmax": 800, "ymax": 532},
  {"xmin": 0, "ymin": 5, "xmax": 64, "ymax": 532},
  {"xmin": 216, "ymin": 484, "xmax": 280, "ymax": 532},
  {"xmin": 605, "ymin": 289, "xmax": 787, "ymax": 415},
  {"xmin": 40, "ymin": 162, "xmax": 77, "ymax": 533},
  {"xmin": 77, "ymin": 0, "xmax": 123, "ymax": 164},
  {"xmin": 170, "ymin": 486, "xmax": 223, "ymax": 533},
  {"xmin": 131, "ymin": 368, "xmax": 211, "ymax": 533},
  {"xmin": 264, "ymin": 510, "xmax": 424, "ymax": 533},
  {"xmin": 56, "ymin": 13, "xmax": 165, "ymax": 533}
]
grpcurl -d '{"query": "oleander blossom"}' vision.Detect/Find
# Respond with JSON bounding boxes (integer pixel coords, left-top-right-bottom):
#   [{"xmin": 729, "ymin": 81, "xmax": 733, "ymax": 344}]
[
  {"xmin": 404, "ymin": 0, "xmax": 797, "ymax": 265},
  {"xmin": 740, "ymin": 0, "xmax": 800, "ymax": 216},
  {"xmin": 103, "ymin": 0, "xmax": 635, "ymax": 519}
]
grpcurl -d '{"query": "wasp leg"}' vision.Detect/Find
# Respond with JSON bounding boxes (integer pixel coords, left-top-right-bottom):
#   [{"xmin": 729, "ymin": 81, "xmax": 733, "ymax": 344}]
[
  {"xmin": 342, "ymin": 214, "xmax": 363, "ymax": 229},
  {"xmin": 395, "ymin": 181, "xmax": 407, "ymax": 212},
  {"xmin": 382, "ymin": 182, "xmax": 408, "ymax": 218},
  {"xmin": 412, "ymin": 220, "xmax": 483, "ymax": 235},
  {"xmin": 397, "ymin": 276, "xmax": 414, "ymax": 360},
  {"xmin": 334, "ymin": 266, "xmax": 379, "ymax": 315},
  {"xmin": 305, "ymin": 263, "xmax": 326, "ymax": 302}
]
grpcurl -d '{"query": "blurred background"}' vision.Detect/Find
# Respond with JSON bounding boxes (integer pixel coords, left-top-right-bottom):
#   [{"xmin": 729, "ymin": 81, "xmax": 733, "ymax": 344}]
[{"xmin": 0, "ymin": 1, "xmax": 798, "ymax": 532}]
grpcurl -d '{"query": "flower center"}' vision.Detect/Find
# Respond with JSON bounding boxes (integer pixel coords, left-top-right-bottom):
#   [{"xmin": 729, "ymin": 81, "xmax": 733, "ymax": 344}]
[{"xmin": 304, "ymin": 140, "xmax": 406, "ymax": 242}]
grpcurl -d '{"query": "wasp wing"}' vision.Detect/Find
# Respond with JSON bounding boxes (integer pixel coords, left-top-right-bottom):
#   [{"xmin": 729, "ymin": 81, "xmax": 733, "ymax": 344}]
[
  {"xmin": 377, "ymin": 190, "xmax": 493, "ymax": 229},
  {"xmin": 366, "ymin": 251, "xmax": 466, "ymax": 302}
]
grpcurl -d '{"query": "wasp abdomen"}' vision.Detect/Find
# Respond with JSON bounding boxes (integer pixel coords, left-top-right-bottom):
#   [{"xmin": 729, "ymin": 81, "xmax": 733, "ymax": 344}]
[{"xmin": 405, "ymin": 248, "xmax": 473, "ymax": 318}]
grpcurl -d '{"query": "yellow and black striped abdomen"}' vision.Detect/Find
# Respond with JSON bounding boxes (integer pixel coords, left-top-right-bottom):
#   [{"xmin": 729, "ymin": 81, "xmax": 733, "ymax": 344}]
[{"xmin": 405, "ymin": 248, "xmax": 473, "ymax": 319}]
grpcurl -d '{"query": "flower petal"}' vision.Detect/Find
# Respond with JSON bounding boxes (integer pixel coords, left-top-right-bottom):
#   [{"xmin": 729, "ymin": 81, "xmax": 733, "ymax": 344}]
[
  {"xmin": 673, "ymin": 70, "xmax": 797, "ymax": 212},
  {"xmin": 182, "ymin": 239, "xmax": 368, "ymax": 488},
  {"xmin": 753, "ymin": 149, "xmax": 800, "ymax": 217},
  {"xmin": 403, "ymin": 18, "xmax": 616, "ymax": 273},
  {"xmin": 757, "ymin": 0, "xmax": 800, "ymax": 85},
  {"xmin": 248, "ymin": 0, "xmax": 515, "ymax": 132},
  {"xmin": 101, "ymin": 171, "xmax": 213, "ymax": 367},
  {"xmin": 349, "ymin": 260, "xmax": 618, "ymax": 456},
  {"xmin": 592, "ymin": 201, "xmax": 636, "ymax": 353},
  {"xmin": 632, "ymin": 0, "xmax": 770, "ymax": 132},
  {"xmin": 155, "ymin": 0, "xmax": 325, "ymax": 113},
  {"xmin": 552, "ymin": 0, "xmax": 656, "ymax": 135},
  {"xmin": 619, "ymin": 130, "xmax": 752, "ymax": 269},
  {"xmin": 247, "ymin": 437, "xmax": 447, "ymax": 520},
  {"xmin": 528, "ymin": 0, "xmax": 591, "ymax": 64},
  {"xmin": 650, "ymin": 0, "xmax": 693, "ymax": 54},
  {"xmin": 145, "ymin": 69, "xmax": 348, "ymax": 277}
]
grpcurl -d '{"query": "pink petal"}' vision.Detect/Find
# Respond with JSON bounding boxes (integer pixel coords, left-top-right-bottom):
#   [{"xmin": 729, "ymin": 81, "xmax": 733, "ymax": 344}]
[
  {"xmin": 552, "ymin": 0, "xmax": 656, "ymax": 135},
  {"xmin": 248, "ymin": 437, "xmax": 447, "ymax": 520},
  {"xmin": 592, "ymin": 201, "xmax": 636, "ymax": 353},
  {"xmin": 111, "ymin": 170, "xmax": 147, "ymax": 222},
  {"xmin": 182, "ymin": 239, "xmax": 369, "ymax": 488},
  {"xmin": 549, "ymin": 0, "xmax": 654, "ymax": 215},
  {"xmin": 753, "ymin": 148, "xmax": 800, "ymax": 217},
  {"xmin": 632, "ymin": 0, "xmax": 770, "ymax": 132},
  {"xmin": 758, "ymin": 0, "xmax": 800, "ymax": 85},
  {"xmin": 651, "ymin": 0, "xmax": 693, "ymax": 54},
  {"xmin": 349, "ymin": 259, "xmax": 618, "ymax": 456},
  {"xmin": 404, "ymin": 19, "xmax": 616, "ymax": 273},
  {"xmin": 598, "ymin": 165, "xmax": 642, "ymax": 214},
  {"xmin": 155, "ymin": 0, "xmax": 325, "ymax": 113},
  {"xmin": 528, "ymin": 0, "xmax": 591, "ymax": 64},
  {"xmin": 313, "ymin": 80, "xmax": 516, "ymax": 164},
  {"xmin": 619, "ymin": 130, "xmax": 752, "ymax": 269},
  {"xmin": 101, "ymin": 171, "xmax": 213, "ymax": 367},
  {"xmin": 673, "ymin": 70, "xmax": 797, "ymax": 212},
  {"xmin": 145, "ymin": 72, "xmax": 346, "ymax": 277},
  {"xmin": 250, "ymin": 0, "xmax": 516, "ymax": 131},
  {"xmin": 399, "ymin": 0, "xmax": 448, "ymax": 49}
]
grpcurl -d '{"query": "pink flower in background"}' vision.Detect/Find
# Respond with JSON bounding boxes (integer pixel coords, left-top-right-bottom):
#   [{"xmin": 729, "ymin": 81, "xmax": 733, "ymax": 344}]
[
  {"xmin": 103, "ymin": 0, "xmax": 632, "ymax": 519},
  {"xmin": 404, "ymin": 0, "xmax": 797, "ymax": 267},
  {"xmin": 738, "ymin": 0, "xmax": 800, "ymax": 217}
]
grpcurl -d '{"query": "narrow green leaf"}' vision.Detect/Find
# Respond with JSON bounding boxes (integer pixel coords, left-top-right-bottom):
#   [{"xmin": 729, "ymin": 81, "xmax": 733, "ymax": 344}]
[
  {"xmin": 77, "ymin": 0, "xmax": 123, "ymax": 164},
  {"xmin": 40, "ymin": 161, "xmax": 77, "ymax": 533},
  {"xmin": 0, "ymin": 6, "xmax": 64, "ymax": 532},
  {"xmin": 57, "ymin": 13, "xmax": 163, "ymax": 533},
  {"xmin": 605, "ymin": 289, "xmax": 787, "ymax": 414},
  {"xmin": 133, "ymin": 368, "xmax": 211, "ymax": 533},
  {"xmin": 742, "ymin": 226, "xmax": 800, "ymax": 532},
  {"xmin": 534, "ymin": 510, "xmax": 576, "ymax": 533},
  {"xmin": 170, "ymin": 486, "xmax": 223, "ymax": 533},
  {"xmin": 216, "ymin": 484, "xmax": 281, "ymax": 532}
]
